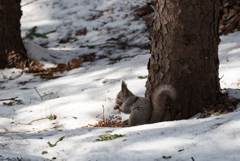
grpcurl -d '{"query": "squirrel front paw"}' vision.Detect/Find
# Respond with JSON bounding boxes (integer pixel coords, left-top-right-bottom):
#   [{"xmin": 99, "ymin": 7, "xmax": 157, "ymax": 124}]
[{"xmin": 114, "ymin": 104, "xmax": 120, "ymax": 110}]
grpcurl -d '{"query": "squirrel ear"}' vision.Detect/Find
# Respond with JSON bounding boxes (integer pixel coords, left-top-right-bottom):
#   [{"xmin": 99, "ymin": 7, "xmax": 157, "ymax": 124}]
[
  {"xmin": 121, "ymin": 81, "xmax": 133, "ymax": 96},
  {"xmin": 121, "ymin": 81, "xmax": 127, "ymax": 89},
  {"xmin": 121, "ymin": 81, "xmax": 128, "ymax": 96}
]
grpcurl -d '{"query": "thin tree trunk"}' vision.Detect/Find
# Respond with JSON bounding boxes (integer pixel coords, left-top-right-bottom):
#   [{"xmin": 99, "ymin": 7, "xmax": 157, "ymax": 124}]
[
  {"xmin": 146, "ymin": 0, "xmax": 221, "ymax": 122},
  {"xmin": 0, "ymin": 0, "xmax": 27, "ymax": 69}
]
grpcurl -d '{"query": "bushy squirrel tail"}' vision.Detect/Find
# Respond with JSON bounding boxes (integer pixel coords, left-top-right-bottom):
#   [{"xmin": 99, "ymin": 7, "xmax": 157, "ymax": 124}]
[{"xmin": 151, "ymin": 85, "xmax": 176, "ymax": 123}]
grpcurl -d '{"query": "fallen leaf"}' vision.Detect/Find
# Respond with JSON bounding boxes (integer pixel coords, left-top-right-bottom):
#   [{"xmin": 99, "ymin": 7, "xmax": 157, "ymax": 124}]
[
  {"xmin": 116, "ymin": 117, "xmax": 122, "ymax": 121},
  {"xmin": 68, "ymin": 58, "xmax": 82, "ymax": 70},
  {"xmin": 162, "ymin": 156, "xmax": 172, "ymax": 159}
]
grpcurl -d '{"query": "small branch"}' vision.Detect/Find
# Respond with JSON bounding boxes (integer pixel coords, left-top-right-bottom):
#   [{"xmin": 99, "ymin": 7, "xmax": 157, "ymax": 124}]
[
  {"xmin": 34, "ymin": 87, "xmax": 43, "ymax": 100},
  {"xmin": 219, "ymin": 75, "xmax": 224, "ymax": 80},
  {"xmin": 1, "ymin": 72, "xmax": 7, "ymax": 79},
  {"xmin": 102, "ymin": 105, "xmax": 105, "ymax": 121},
  {"xmin": 89, "ymin": 9, "xmax": 110, "ymax": 12},
  {"xmin": 40, "ymin": 75, "xmax": 63, "ymax": 80},
  {"xmin": 47, "ymin": 132, "xmax": 69, "ymax": 147},
  {"xmin": 80, "ymin": 42, "xmax": 150, "ymax": 49},
  {"xmin": 0, "ymin": 97, "xmax": 18, "ymax": 102},
  {"xmin": 18, "ymin": 117, "xmax": 48, "ymax": 125},
  {"xmin": 21, "ymin": 0, "xmax": 38, "ymax": 7},
  {"xmin": 0, "ymin": 131, "xmax": 24, "ymax": 134},
  {"xmin": 9, "ymin": 74, "xmax": 22, "ymax": 80},
  {"xmin": 96, "ymin": 114, "xmax": 101, "ymax": 118},
  {"xmin": 63, "ymin": 132, "xmax": 69, "ymax": 138},
  {"xmin": 80, "ymin": 42, "xmax": 108, "ymax": 48}
]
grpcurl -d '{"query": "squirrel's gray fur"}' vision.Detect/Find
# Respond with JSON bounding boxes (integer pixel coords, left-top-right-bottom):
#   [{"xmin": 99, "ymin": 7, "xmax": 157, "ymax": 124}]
[{"xmin": 114, "ymin": 81, "xmax": 176, "ymax": 126}]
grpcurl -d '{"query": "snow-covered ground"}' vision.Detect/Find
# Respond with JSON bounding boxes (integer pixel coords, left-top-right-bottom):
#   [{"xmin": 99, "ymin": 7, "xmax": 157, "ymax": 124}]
[{"xmin": 0, "ymin": 0, "xmax": 240, "ymax": 160}]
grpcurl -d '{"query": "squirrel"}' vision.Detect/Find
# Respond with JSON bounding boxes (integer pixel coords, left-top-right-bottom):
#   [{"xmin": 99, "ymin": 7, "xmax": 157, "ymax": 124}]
[{"xmin": 113, "ymin": 81, "xmax": 176, "ymax": 126}]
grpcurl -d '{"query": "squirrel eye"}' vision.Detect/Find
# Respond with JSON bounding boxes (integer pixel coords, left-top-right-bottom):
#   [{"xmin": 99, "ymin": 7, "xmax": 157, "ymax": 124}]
[{"xmin": 118, "ymin": 96, "xmax": 120, "ymax": 99}]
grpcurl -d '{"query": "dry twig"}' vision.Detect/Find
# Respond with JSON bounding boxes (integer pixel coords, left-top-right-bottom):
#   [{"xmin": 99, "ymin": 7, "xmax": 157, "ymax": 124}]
[
  {"xmin": 89, "ymin": 9, "xmax": 111, "ymax": 12},
  {"xmin": 1, "ymin": 72, "xmax": 7, "ymax": 79},
  {"xmin": 80, "ymin": 42, "xmax": 150, "ymax": 49},
  {"xmin": 18, "ymin": 117, "xmax": 48, "ymax": 125},
  {"xmin": 0, "ymin": 97, "xmax": 18, "ymax": 102},
  {"xmin": 21, "ymin": 0, "xmax": 38, "ymax": 7},
  {"xmin": 102, "ymin": 105, "xmax": 105, "ymax": 121},
  {"xmin": 219, "ymin": 75, "xmax": 224, "ymax": 80},
  {"xmin": 34, "ymin": 87, "xmax": 43, "ymax": 100}
]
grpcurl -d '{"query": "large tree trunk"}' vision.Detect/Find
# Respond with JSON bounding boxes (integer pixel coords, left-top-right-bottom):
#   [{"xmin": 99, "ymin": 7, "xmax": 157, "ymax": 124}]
[
  {"xmin": 0, "ymin": 0, "xmax": 27, "ymax": 69},
  {"xmin": 146, "ymin": 0, "xmax": 221, "ymax": 122}
]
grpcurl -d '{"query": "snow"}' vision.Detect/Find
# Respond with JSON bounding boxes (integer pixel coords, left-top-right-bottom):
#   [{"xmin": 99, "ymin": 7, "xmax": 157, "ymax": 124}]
[{"xmin": 0, "ymin": 0, "xmax": 240, "ymax": 160}]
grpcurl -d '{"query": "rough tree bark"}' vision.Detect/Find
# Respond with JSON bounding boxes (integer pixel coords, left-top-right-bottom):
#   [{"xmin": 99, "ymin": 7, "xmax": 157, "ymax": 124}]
[
  {"xmin": 0, "ymin": 0, "xmax": 27, "ymax": 69},
  {"xmin": 146, "ymin": 0, "xmax": 221, "ymax": 122}
]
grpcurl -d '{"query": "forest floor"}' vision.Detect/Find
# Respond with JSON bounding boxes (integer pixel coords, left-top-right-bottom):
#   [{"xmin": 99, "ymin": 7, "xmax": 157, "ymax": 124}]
[{"xmin": 0, "ymin": 0, "xmax": 240, "ymax": 160}]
